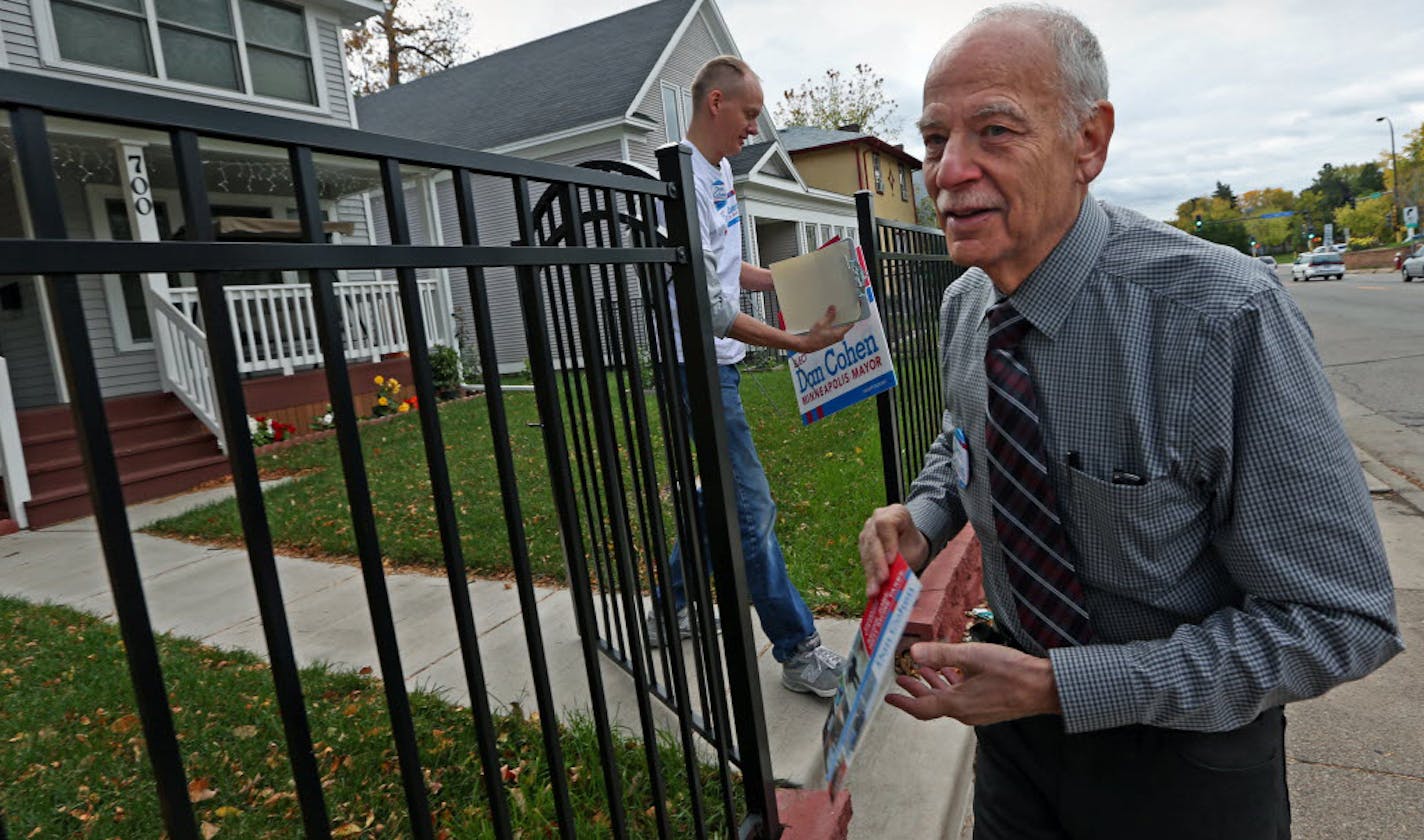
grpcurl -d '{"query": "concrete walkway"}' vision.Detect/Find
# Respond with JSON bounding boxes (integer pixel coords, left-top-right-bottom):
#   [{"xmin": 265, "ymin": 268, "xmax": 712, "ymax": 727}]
[{"xmin": 0, "ymin": 483, "xmax": 973, "ymax": 839}]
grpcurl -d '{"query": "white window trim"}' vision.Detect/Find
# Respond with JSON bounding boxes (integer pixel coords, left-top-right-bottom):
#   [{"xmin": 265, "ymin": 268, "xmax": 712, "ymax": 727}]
[
  {"xmin": 85, "ymin": 183, "xmax": 311, "ymax": 352},
  {"xmin": 661, "ymin": 81, "xmax": 683, "ymax": 144},
  {"xmin": 34, "ymin": 0, "xmax": 330, "ymax": 116},
  {"xmin": 0, "ymin": 15, "xmax": 9, "ymax": 68}
]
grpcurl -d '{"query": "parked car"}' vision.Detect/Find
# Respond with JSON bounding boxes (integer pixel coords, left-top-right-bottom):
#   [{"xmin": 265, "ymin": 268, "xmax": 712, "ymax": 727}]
[
  {"xmin": 1291, "ymin": 251, "xmax": 1345, "ymax": 282},
  {"xmin": 1403, "ymin": 246, "xmax": 1424, "ymax": 282},
  {"xmin": 1257, "ymin": 255, "xmax": 1278, "ymax": 270}
]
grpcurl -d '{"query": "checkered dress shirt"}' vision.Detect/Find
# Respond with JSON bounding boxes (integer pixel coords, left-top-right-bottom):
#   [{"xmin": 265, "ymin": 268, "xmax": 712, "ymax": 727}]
[{"xmin": 905, "ymin": 197, "xmax": 1403, "ymax": 734}]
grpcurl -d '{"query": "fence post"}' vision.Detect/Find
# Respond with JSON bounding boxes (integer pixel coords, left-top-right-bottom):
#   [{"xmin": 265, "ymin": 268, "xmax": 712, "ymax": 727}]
[
  {"xmin": 856, "ymin": 191, "xmax": 903, "ymax": 505},
  {"xmin": 656, "ymin": 143, "xmax": 779, "ymax": 838}
]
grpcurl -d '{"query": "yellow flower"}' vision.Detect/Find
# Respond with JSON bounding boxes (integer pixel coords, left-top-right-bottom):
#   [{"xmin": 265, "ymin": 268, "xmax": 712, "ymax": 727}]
[
  {"xmin": 389, "ymin": 379, "xmax": 400, "ymax": 389},
  {"xmin": 374, "ymin": 375, "xmax": 385, "ymax": 385},
  {"xmin": 398, "ymin": 403, "xmax": 410, "ymax": 413},
  {"xmin": 378, "ymin": 397, "xmax": 388, "ymax": 406}
]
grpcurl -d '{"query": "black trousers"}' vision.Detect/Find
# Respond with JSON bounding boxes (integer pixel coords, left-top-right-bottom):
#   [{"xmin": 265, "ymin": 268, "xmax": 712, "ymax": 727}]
[{"xmin": 973, "ymin": 707, "xmax": 1290, "ymax": 840}]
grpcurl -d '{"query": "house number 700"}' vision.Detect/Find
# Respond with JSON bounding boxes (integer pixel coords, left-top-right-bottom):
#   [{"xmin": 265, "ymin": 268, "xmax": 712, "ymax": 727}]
[{"xmin": 126, "ymin": 153, "xmax": 153, "ymax": 217}]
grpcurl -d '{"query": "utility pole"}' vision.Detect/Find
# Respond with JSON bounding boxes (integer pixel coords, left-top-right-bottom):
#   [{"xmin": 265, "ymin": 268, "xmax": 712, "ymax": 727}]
[{"xmin": 1377, "ymin": 116, "xmax": 1401, "ymax": 241}]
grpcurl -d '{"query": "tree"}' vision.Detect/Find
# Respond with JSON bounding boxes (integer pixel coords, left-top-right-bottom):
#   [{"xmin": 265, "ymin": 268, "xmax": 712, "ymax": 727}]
[
  {"xmin": 1383, "ymin": 120, "xmax": 1424, "ymax": 229},
  {"xmin": 1333, "ymin": 194, "xmax": 1394, "ymax": 245},
  {"xmin": 1171, "ymin": 195, "xmax": 1251, "ymax": 253},
  {"xmin": 1213, "ymin": 181, "xmax": 1237, "ymax": 209},
  {"xmin": 916, "ymin": 195, "xmax": 938, "ymax": 227},
  {"xmin": 774, "ymin": 64, "xmax": 900, "ymax": 139},
  {"xmin": 1308, "ymin": 163, "xmax": 1353, "ymax": 212},
  {"xmin": 344, "ymin": 0, "xmax": 473, "ymax": 96}
]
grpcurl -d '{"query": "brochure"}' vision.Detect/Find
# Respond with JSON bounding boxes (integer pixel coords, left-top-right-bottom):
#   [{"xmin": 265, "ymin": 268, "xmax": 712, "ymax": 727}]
[
  {"xmin": 783, "ymin": 239, "xmax": 897, "ymax": 425},
  {"xmin": 822, "ymin": 554, "xmax": 922, "ymax": 795},
  {"xmin": 769, "ymin": 237, "xmax": 870, "ymax": 333}
]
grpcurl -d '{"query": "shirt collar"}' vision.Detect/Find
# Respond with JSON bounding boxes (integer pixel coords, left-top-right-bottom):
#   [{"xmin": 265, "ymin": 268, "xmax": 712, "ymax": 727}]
[{"xmin": 991, "ymin": 195, "xmax": 1109, "ymax": 340}]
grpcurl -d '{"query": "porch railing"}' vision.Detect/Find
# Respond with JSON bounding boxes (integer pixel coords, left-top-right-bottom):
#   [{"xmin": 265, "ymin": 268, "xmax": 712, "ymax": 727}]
[
  {"xmin": 0, "ymin": 355, "xmax": 32, "ymax": 529},
  {"xmin": 148, "ymin": 291, "xmax": 224, "ymax": 444},
  {"xmin": 167, "ymin": 277, "xmax": 448, "ymax": 376}
]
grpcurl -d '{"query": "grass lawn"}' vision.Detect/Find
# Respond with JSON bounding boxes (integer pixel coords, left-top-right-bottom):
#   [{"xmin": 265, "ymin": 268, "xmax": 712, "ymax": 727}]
[
  {"xmin": 0, "ymin": 596, "xmax": 741, "ymax": 837},
  {"xmin": 145, "ymin": 369, "xmax": 886, "ymax": 617}
]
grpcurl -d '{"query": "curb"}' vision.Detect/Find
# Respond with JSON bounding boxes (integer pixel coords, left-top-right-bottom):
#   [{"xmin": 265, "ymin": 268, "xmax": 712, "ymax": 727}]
[{"xmin": 776, "ymin": 788, "xmax": 852, "ymax": 839}]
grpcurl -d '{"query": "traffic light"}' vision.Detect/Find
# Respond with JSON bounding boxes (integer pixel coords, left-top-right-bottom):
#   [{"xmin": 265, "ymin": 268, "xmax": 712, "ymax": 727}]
[{"xmin": 1194, "ymin": 214, "xmax": 1203, "ymax": 232}]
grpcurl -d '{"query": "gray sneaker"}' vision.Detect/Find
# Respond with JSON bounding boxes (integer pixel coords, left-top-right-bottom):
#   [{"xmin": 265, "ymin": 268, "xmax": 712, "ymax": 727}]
[
  {"xmin": 645, "ymin": 607, "xmax": 692, "ymax": 648},
  {"xmin": 780, "ymin": 635, "xmax": 846, "ymax": 698}
]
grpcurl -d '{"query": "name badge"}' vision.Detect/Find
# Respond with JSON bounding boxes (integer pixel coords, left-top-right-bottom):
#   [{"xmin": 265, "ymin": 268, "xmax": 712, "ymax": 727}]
[{"xmin": 952, "ymin": 427, "xmax": 971, "ymax": 488}]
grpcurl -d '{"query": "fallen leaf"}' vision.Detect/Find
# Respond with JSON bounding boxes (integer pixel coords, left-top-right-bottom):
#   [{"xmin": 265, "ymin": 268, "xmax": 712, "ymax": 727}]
[
  {"xmin": 201, "ymin": 821, "xmax": 220, "ymax": 839},
  {"xmin": 233, "ymin": 725, "xmax": 258, "ymax": 739},
  {"xmin": 110, "ymin": 714, "xmax": 140, "ymax": 734},
  {"xmin": 332, "ymin": 824, "xmax": 362, "ymax": 837},
  {"xmin": 188, "ymin": 778, "xmax": 218, "ymax": 803},
  {"xmin": 214, "ymin": 806, "xmax": 241, "ymax": 819}
]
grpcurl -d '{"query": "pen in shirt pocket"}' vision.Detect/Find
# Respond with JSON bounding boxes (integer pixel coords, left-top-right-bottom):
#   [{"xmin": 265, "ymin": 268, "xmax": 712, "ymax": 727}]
[{"xmin": 1111, "ymin": 468, "xmax": 1147, "ymax": 486}]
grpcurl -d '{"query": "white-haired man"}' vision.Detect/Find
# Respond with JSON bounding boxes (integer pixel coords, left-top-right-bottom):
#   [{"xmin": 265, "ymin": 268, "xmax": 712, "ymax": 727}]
[{"xmin": 857, "ymin": 5, "xmax": 1401, "ymax": 836}]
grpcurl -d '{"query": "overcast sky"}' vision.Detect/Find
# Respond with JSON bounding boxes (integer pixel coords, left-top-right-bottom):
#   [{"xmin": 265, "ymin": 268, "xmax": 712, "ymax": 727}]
[{"xmin": 447, "ymin": 0, "xmax": 1424, "ymax": 221}]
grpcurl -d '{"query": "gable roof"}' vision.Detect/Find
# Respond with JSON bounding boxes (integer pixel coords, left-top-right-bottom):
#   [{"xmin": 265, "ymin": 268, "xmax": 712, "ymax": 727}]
[
  {"xmin": 778, "ymin": 124, "xmax": 922, "ymax": 168},
  {"xmin": 355, "ymin": 0, "xmax": 696, "ymax": 150},
  {"xmin": 727, "ymin": 141, "xmax": 773, "ymax": 177}
]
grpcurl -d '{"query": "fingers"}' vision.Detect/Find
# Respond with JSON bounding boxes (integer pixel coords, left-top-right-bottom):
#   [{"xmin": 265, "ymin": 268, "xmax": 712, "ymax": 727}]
[{"xmin": 858, "ymin": 505, "xmax": 910, "ymax": 595}]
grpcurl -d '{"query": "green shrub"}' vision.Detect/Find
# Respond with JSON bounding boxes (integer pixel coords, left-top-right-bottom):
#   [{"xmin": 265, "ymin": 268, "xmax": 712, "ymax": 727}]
[{"xmin": 430, "ymin": 344, "xmax": 463, "ymax": 400}]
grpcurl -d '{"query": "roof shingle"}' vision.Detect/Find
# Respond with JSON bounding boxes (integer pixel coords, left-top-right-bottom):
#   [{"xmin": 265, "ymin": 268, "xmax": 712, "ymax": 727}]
[{"xmin": 356, "ymin": 0, "xmax": 695, "ymax": 150}]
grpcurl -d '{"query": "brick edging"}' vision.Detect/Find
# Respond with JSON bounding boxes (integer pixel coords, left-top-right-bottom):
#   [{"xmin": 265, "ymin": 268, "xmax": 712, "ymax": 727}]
[
  {"xmin": 776, "ymin": 788, "xmax": 852, "ymax": 839},
  {"xmin": 905, "ymin": 524, "xmax": 985, "ymax": 643}
]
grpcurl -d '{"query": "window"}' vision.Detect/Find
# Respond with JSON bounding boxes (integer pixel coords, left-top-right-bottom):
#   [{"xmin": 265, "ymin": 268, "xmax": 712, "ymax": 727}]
[
  {"xmin": 872, "ymin": 152, "xmax": 883, "ymax": 193},
  {"xmin": 899, "ymin": 163, "xmax": 909, "ymax": 201},
  {"xmin": 48, "ymin": 0, "xmax": 317, "ymax": 105},
  {"xmin": 662, "ymin": 82, "xmax": 694, "ymax": 144},
  {"xmin": 662, "ymin": 83, "xmax": 681, "ymax": 143}
]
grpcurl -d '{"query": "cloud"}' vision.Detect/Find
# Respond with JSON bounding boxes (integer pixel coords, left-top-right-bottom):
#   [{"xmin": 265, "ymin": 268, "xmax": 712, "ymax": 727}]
[{"xmin": 451, "ymin": 0, "xmax": 1424, "ymax": 220}]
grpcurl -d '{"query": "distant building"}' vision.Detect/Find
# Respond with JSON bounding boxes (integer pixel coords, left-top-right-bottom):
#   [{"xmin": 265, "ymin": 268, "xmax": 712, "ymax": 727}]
[{"xmin": 778, "ymin": 125, "xmax": 923, "ymax": 226}]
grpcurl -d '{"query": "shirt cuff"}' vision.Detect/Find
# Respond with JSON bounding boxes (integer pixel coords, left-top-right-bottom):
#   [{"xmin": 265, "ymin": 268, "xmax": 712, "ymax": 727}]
[
  {"xmin": 1048, "ymin": 642, "xmax": 1145, "ymax": 734},
  {"xmin": 905, "ymin": 496, "xmax": 955, "ymax": 560}
]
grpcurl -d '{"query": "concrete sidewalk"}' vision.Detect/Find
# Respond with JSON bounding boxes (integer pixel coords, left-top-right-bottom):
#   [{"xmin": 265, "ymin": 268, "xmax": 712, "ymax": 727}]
[
  {"xmin": 1285, "ymin": 449, "xmax": 1424, "ymax": 838},
  {"xmin": 0, "ymin": 483, "xmax": 973, "ymax": 839}
]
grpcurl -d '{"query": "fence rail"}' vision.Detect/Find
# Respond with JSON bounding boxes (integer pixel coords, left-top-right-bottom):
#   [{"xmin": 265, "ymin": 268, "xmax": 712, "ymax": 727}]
[{"xmin": 2, "ymin": 67, "xmax": 777, "ymax": 839}]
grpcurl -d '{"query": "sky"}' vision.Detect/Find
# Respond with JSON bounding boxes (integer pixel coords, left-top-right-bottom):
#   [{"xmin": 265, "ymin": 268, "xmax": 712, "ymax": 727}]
[{"xmin": 444, "ymin": 0, "xmax": 1424, "ymax": 221}]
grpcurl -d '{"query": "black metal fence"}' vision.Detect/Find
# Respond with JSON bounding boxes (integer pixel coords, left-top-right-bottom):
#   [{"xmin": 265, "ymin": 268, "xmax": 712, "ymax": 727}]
[
  {"xmin": 856, "ymin": 192, "xmax": 967, "ymax": 503},
  {"xmin": 1, "ymin": 69, "xmax": 775, "ymax": 839}
]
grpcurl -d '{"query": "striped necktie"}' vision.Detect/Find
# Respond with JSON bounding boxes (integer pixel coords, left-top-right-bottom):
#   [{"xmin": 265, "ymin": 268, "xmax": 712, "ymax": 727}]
[{"xmin": 984, "ymin": 299, "xmax": 1093, "ymax": 649}]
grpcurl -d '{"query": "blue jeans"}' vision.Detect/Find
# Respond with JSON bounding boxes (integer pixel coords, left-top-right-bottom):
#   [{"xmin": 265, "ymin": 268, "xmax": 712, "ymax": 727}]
[{"xmin": 663, "ymin": 364, "xmax": 817, "ymax": 663}]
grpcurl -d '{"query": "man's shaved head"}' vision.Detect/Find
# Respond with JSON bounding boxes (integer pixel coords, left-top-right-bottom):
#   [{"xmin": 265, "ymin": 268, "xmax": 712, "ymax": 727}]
[{"xmin": 692, "ymin": 55, "xmax": 757, "ymax": 108}]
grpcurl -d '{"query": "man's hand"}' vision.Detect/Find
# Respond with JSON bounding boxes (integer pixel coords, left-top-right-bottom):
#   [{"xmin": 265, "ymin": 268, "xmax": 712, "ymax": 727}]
[
  {"xmin": 795, "ymin": 306, "xmax": 853, "ymax": 354},
  {"xmin": 858, "ymin": 504, "xmax": 930, "ymax": 596},
  {"xmin": 885, "ymin": 642, "xmax": 1062, "ymax": 726}
]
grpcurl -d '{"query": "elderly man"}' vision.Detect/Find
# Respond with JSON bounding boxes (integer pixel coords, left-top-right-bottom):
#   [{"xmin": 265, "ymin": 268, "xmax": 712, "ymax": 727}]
[
  {"xmin": 857, "ymin": 5, "xmax": 1402, "ymax": 837},
  {"xmin": 651, "ymin": 55, "xmax": 851, "ymax": 697}
]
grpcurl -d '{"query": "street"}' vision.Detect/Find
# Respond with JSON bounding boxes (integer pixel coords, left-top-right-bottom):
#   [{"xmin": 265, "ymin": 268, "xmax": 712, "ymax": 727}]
[
  {"xmin": 1277, "ymin": 267, "xmax": 1424, "ymax": 489},
  {"xmin": 1270, "ymin": 267, "xmax": 1424, "ymax": 838}
]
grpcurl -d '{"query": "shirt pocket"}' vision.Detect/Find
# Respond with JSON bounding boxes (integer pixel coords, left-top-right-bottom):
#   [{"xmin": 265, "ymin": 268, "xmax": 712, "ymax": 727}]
[{"xmin": 1060, "ymin": 464, "xmax": 1203, "ymax": 597}]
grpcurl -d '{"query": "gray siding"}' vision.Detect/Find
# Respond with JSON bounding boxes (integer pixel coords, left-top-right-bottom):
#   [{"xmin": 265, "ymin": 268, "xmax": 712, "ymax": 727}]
[
  {"xmin": 0, "ymin": 279, "xmax": 59, "ymax": 408},
  {"xmin": 0, "ymin": 0, "xmax": 38, "ymax": 68},
  {"xmin": 2, "ymin": 2, "xmax": 359, "ymax": 126},
  {"xmin": 316, "ymin": 17, "xmax": 354, "ymax": 126},
  {"xmin": 626, "ymin": 11, "xmax": 720, "ymax": 170},
  {"xmin": 445, "ymin": 140, "xmax": 627, "ymax": 374}
]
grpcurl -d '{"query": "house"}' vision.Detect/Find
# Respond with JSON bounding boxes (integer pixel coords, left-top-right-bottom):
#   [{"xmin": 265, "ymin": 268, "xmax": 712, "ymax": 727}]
[
  {"xmin": 778, "ymin": 124, "xmax": 923, "ymax": 226},
  {"xmin": 355, "ymin": 0, "xmax": 862, "ymax": 372},
  {"xmin": 0, "ymin": 0, "xmax": 465, "ymax": 529}
]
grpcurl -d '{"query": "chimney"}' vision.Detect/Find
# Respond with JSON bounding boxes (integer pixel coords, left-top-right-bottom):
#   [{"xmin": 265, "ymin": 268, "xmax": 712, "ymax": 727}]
[{"xmin": 837, "ymin": 123, "xmax": 861, "ymax": 133}]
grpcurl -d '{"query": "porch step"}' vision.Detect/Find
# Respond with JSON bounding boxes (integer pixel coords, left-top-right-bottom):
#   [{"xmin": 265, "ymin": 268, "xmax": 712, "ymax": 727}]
[
  {"xmin": 23, "ymin": 454, "xmax": 231, "ymax": 530},
  {"xmin": 27, "ymin": 428, "xmax": 221, "ymax": 498},
  {"xmin": 16, "ymin": 392, "xmax": 229, "ymax": 530}
]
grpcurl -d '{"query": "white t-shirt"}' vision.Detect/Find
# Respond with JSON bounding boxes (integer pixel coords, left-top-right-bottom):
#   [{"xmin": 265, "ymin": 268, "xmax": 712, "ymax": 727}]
[{"xmin": 671, "ymin": 140, "xmax": 746, "ymax": 366}]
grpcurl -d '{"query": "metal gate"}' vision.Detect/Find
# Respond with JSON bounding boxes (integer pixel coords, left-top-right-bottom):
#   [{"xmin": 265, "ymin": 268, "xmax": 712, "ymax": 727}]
[
  {"xmin": 1, "ymin": 69, "xmax": 775, "ymax": 839},
  {"xmin": 856, "ymin": 192, "xmax": 967, "ymax": 503}
]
